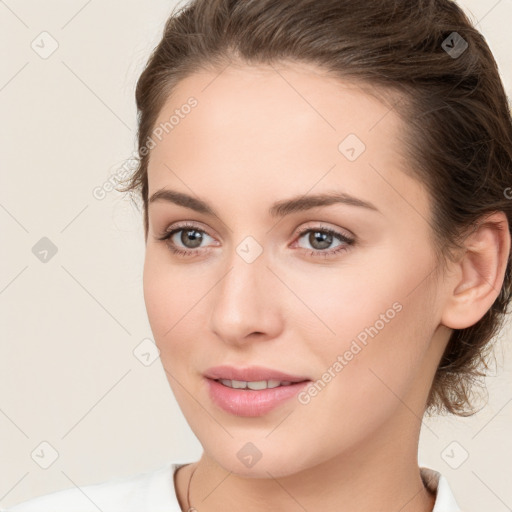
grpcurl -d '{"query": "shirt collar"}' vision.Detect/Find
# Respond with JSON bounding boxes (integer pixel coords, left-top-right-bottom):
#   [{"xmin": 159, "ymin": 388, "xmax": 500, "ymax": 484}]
[{"xmin": 420, "ymin": 466, "xmax": 462, "ymax": 511}]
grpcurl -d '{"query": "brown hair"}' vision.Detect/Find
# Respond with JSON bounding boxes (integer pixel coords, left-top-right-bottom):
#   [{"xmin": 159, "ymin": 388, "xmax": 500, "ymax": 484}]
[{"xmin": 118, "ymin": 0, "xmax": 512, "ymax": 417}]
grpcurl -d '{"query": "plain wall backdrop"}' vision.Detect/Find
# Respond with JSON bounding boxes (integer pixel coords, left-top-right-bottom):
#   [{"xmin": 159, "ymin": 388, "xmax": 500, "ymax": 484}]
[{"xmin": 1, "ymin": 0, "xmax": 511, "ymax": 510}]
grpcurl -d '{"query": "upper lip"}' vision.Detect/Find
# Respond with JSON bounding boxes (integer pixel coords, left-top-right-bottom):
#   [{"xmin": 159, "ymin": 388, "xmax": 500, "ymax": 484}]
[{"xmin": 204, "ymin": 365, "xmax": 311, "ymax": 383}]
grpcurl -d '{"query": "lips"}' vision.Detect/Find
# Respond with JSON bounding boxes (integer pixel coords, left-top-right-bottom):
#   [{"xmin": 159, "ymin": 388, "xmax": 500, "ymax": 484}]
[
  {"xmin": 203, "ymin": 364, "xmax": 311, "ymax": 383},
  {"xmin": 205, "ymin": 375, "xmax": 311, "ymax": 416}
]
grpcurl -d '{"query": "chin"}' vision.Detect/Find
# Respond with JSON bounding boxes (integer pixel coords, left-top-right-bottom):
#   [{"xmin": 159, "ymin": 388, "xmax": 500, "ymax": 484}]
[{"xmin": 202, "ymin": 438, "xmax": 319, "ymax": 479}]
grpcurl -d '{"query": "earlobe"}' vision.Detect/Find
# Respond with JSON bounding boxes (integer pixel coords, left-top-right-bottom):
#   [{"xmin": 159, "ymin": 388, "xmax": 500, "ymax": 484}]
[{"xmin": 441, "ymin": 211, "xmax": 511, "ymax": 330}]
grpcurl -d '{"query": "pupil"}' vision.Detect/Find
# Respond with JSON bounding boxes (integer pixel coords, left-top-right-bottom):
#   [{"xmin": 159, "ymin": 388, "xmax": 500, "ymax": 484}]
[
  {"xmin": 182, "ymin": 229, "xmax": 202, "ymax": 248},
  {"xmin": 310, "ymin": 231, "xmax": 332, "ymax": 250}
]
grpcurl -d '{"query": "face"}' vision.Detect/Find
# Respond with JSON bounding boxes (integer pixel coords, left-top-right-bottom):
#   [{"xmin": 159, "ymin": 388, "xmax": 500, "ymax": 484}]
[{"xmin": 143, "ymin": 62, "xmax": 450, "ymax": 478}]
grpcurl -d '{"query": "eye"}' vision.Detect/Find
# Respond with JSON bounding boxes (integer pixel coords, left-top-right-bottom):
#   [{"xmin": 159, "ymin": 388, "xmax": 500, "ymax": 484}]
[
  {"xmin": 156, "ymin": 222, "xmax": 355, "ymax": 259},
  {"xmin": 156, "ymin": 223, "xmax": 216, "ymax": 258},
  {"xmin": 293, "ymin": 224, "xmax": 355, "ymax": 258}
]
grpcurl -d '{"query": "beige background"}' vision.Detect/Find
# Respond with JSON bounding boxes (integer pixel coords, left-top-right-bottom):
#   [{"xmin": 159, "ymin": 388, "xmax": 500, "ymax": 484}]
[{"xmin": 1, "ymin": 0, "xmax": 511, "ymax": 510}]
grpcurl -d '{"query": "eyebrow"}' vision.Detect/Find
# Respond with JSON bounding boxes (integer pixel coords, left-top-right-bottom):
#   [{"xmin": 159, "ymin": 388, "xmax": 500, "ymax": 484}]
[{"xmin": 148, "ymin": 188, "xmax": 381, "ymax": 218}]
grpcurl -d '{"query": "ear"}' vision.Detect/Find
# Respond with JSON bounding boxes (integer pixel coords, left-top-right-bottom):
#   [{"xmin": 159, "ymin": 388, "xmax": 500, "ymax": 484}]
[{"xmin": 441, "ymin": 211, "xmax": 511, "ymax": 330}]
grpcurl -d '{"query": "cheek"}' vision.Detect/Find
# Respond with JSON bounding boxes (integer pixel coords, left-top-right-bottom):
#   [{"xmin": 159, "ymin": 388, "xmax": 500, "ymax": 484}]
[
  {"xmin": 143, "ymin": 250, "xmax": 187, "ymax": 343},
  {"xmin": 297, "ymin": 244, "xmax": 437, "ymax": 382},
  {"xmin": 281, "ymin": 258, "xmax": 401, "ymax": 356},
  {"xmin": 142, "ymin": 249, "xmax": 213, "ymax": 360},
  {"xmin": 143, "ymin": 252, "xmax": 168, "ymax": 336},
  {"xmin": 293, "ymin": 298, "xmax": 433, "ymax": 449},
  {"xmin": 310, "ymin": 241, "xmax": 435, "ymax": 340}
]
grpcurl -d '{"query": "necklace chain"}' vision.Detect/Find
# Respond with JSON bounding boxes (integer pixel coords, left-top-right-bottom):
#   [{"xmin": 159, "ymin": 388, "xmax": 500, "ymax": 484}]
[{"xmin": 185, "ymin": 464, "xmax": 198, "ymax": 512}]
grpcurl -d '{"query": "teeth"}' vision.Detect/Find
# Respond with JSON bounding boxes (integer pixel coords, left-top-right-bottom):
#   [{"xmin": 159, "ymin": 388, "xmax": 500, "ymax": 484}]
[
  {"xmin": 232, "ymin": 379, "xmax": 249, "ymax": 389},
  {"xmin": 218, "ymin": 379, "xmax": 294, "ymax": 389}
]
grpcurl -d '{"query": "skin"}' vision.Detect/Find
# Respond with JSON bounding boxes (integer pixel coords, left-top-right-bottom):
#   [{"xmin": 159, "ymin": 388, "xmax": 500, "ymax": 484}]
[{"xmin": 142, "ymin": 61, "xmax": 510, "ymax": 512}]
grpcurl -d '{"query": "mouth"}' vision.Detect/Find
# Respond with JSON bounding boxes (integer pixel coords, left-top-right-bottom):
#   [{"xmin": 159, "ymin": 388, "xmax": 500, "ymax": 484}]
[
  {"xmin": 203, "ymin": 364, "xmax": 311, "ymax": 384},
  {"xmin": 203, "ymin": 367, "xmax": 313, "ymax": 417},
  {"xmin": 211, "ymin": 378, "xmax": 310, "ymax": 390}
]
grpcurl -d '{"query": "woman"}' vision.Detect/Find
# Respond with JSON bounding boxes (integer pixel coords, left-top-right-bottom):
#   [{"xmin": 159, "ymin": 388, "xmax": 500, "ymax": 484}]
[{"xmin": 5, "ymin": 0, "xmax": 512, "ymax": 510}]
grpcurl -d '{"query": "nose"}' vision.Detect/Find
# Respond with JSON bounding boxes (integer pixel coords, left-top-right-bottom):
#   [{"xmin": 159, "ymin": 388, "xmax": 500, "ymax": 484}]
[{"xmin": 209, "ymin": 249, "xmax": 283, "ymax": 347}]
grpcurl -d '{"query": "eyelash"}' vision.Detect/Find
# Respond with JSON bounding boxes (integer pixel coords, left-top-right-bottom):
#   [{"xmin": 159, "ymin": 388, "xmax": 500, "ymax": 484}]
[{"xmin": 156, "ymin": 222, "xmax": 355, "ymax": 259}]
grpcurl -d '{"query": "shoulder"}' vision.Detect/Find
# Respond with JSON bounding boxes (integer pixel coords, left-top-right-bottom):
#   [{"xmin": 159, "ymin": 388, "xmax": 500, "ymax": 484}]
[{"xmin": 4, "ymin": 462, "xmax": 184, "ymax": 512}]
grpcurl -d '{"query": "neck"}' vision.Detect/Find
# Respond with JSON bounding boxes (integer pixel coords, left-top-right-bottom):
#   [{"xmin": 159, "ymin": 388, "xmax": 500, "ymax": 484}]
[{"xmin": 175, "ymin": 409, "xmax": 436, "ymax": 512}]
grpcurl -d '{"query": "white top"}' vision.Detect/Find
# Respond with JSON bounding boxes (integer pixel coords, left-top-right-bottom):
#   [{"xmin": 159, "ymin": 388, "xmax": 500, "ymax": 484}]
[{"xmin": 2, "ymin": 463, "xmax": 461, "ymax": 512}]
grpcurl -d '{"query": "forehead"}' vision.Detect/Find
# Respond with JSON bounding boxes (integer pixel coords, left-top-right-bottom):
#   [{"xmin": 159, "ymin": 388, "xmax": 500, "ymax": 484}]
[
  {"xmin": 146, "ymin": 62, "xmax": 428, "ymax": 222},
  {"xmin": 152, "ymin": 62, "xmax": 402, "ymax": 149}
]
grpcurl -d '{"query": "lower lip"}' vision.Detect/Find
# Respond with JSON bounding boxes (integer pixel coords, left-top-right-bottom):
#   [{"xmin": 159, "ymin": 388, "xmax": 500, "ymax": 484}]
[{"xmin": 205, "ymin": 378, "xmax": 310, "ymax": 417}]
